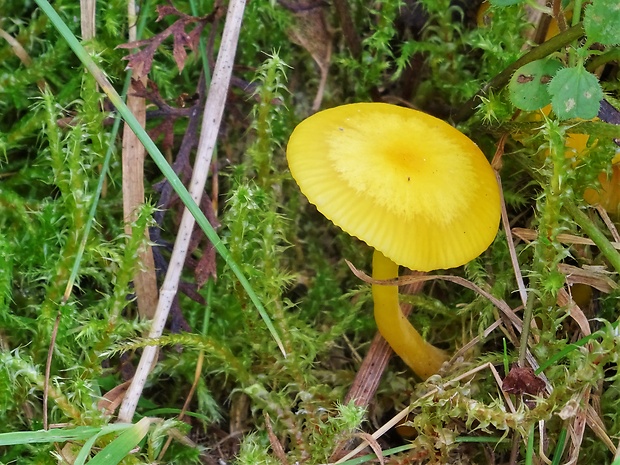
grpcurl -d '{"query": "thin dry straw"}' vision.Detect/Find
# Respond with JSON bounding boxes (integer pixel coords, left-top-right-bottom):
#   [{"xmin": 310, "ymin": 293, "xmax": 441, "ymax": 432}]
[{"xmin": 117, "ymin": 0, "xmax": 250, "ymax": 422}]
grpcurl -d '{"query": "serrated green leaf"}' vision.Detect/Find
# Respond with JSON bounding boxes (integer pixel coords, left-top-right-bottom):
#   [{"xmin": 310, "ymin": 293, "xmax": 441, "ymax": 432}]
[
  {"xmin": 548, "ymin": 66, "xmax": 603, "ymax": 120},
  {"xmin": 509, "ymin": 59, "xmax": 563, "ymax": 111},
  {"xmin": 584, "ymin": 0, "xmax": 620, "ymax": 45}
]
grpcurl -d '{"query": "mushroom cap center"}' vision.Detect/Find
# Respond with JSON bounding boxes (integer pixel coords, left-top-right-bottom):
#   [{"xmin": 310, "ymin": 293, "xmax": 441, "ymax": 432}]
[{"xmin": 326, "ymin": 111, "xmax": 475, "ymax": 225}]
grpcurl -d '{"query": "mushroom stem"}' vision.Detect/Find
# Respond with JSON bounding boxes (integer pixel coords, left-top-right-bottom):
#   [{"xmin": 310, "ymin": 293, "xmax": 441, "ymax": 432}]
[{"xmin": 372, "ymin": 250, "xmax": 448, "ymax": 379}]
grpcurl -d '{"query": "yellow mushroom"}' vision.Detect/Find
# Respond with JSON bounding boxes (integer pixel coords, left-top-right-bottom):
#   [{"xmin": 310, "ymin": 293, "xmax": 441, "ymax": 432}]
[
  {"xmin": 584, "ymin": 154, "xmax": 620, "ymax": 215},
  {"xmin": 286, "ymin": 103, "xmax": 501, "ymax": 379}
]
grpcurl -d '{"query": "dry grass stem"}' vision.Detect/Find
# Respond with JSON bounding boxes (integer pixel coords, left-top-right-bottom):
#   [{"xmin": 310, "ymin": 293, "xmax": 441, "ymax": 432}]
[
  {"xmin": 558, "ymin": 264, "xmax": 618, "ymax": 293},
  {"xmin": 566, "ymin": 386, "xmax": 590, "ymax": 464},
  {"xmin": 556, "ymin": 288, "xmax": 592, "ymax": 336},
  {"xmin": 586, "ymin": 405, "xmax": 616, "ymax": 453},
  {"xmin": 512, "ymin": 228, "xmax": 620, "ymax": 250},
  {"xmin": 493, "ymin": 135, "xmax": 528, "ymax": 308},
  {"xmin": 122, "ymin": 0, "xmax": 159, "ymax": 319},
  {"xmin": 265, "ymin": 412, "xmax": 289, "ymax": 465},
  {"xmin": 595, "ymin": 205, "xmax": 620, "ymax": 243},
  {"xmin": 158, "ymin": 351, "xmax": 205, "ymax": 459},
  {"xmin": 537, "ymin": 420, "xmax": 553, "ymax": 465},
  {"xmin": 0, "ymin": 25, "xmax": 47, "ymax": 92},
  {"xmin": 117, "ymin": 0, "xmax": 247, "ymax": 422},
  {"xmin": 352, "ymin": 432, "xmax": 385, "ymax": 465},
  {"xmin": 449, "ymin": 319, "xmax": 504, "ymax": 365},
  {"xmin": 43, "ymin": 311, "xmax": 62, "ymax": 430}
]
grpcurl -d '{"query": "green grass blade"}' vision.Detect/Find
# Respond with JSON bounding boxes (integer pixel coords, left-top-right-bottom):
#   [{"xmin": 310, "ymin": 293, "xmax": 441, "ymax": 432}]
[
  {"xmin": 0, "ymin": 424, "xmax": 129, "ymax": 446},
  {"xmin": 33, "ymin": 0, "xmax": 285, "ymax": 356},
  {"xmin": 550, "ymin": 427, "xmax": 567, "ymax": 465},
  {"xmin": 455, "ymin": 436, "xmax": 509, "ymax": 443},
  {"xmin": 336, "ymin": 444, "xmax": 415, "ymax": 465},
  {"xmin": 73, "ymin": 430, "xmax": 103, "ymax": 465},
  {"xmin": 525, "ymin": 424, "xmax": 535, "ymax": 465},
  {"xmin": 87, "ymin": 418, "xmax": 151, "ymax": 465}
]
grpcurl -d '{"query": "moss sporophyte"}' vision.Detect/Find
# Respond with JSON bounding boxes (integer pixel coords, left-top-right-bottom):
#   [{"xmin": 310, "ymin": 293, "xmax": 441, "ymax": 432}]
[{"xmin": 286, "ymin": 103, "xmax": 501, "ymax": 379}]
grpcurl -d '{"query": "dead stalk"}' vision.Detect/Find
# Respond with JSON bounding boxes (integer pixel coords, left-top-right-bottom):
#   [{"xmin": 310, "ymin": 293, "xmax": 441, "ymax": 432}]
[{"xmin": 117, "ymin": 0, "xmax": 247, "ymax": 423}]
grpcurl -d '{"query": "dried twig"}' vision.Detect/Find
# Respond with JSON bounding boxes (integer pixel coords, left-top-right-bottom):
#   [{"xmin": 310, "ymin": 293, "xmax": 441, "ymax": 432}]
[
  {"xmin": 79, "ymin": 0, "xmax": 96, "ymax": 41},
  {"xmin": 351, "ymin": 432, "xmax": 384, "ymax": 465},
  {"xmin": 265, "ymin": 413, "xmax": 289, "ymax": 465},
  {"xmin": 117, "ymin": 0, "xmax": 247, "ymax": 423},
  {"xmin": 0, "ymin": 27, "xmax": 47, "ymax": 91},
  {"xmin": 566, "ymin": 387, "xmax": 591, "ymax": 465},
  {"xmin": 557, "ymin": 288, "xmax": 592, "ymax": 337},
  {"xmin": 157, "ymin": 351, "xmax": 206, "ymax": 459},
  {"xmin": 513, "ymin": 227, "xmax": 620, "ymax": 250},
  {"xmin": 449, "ymin": 319, "xmax": 506, "ymax": 364},
  {"xmin": 586, "ymin": 404, "xmax": 616, "ymax": 453},
  {"xmin": 286, "ymin": 1, "xmax": 331, "ymax": 111},
  {"xmin": 492, "ymin": 135, "xmax": 528, "ymax": 309},
  {"xmin": 332, "ymin": 0, "xmax": 361, "ymax": 59},
  {"xmin": 559, "ymin": 263, "xmax": 618, "ymax": 293},
  {"xmin": 122, "ymin": 0, "xmax": 159, "ymax": 319},
  {"xmin": 595, "ymin": 205, "xmax": 620, "ymax": 243}
]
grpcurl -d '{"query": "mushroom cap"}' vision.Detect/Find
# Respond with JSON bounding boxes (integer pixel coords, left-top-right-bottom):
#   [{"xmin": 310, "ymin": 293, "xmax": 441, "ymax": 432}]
[{"xmin": 286, "ymin": 103, "xmax": 501, "ymax": 272}]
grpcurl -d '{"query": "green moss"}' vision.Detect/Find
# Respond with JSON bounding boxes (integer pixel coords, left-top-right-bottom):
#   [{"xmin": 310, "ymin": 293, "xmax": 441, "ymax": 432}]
[{"xmin": 1, "ymin": 0, "xmax": 620, "ymax": 463}]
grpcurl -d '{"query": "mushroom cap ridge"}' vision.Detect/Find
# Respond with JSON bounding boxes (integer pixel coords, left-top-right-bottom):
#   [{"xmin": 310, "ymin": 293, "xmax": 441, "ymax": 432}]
[{"xmin": 286, "ymin": 103, "xmax": 501, "ymax": 272}]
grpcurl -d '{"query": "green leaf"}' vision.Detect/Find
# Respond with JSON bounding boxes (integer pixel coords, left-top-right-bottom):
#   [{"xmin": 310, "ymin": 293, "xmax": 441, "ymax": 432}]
[
  {"xmin": 584, "ymin": 0, "xmax": 620, "ymax": 45},
  {"xmin": 87, "ymin": 418, "xmax": 152, "ymax": 465},
  {"xmin": 74, "ymin": 431, "xmax": 103, "ymax": 465},
  {"xmin": 0, "ymin": 424, "xmax": 129, "ymax": 446},
  {"xmin": 508, "ymin": 59, "xmax": 563, "ymax": 111},
  {"xmin": 489, "ymin": 0, "xmax": 524, "ymax": 6},
  {"xmin": 548, "ymin": 66, "xmax": 603, "ymax": 120}
]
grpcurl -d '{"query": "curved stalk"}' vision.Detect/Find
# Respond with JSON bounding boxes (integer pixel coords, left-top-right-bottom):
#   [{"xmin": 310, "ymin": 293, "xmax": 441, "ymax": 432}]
[{"xmin": 372, "ymin": 250, "xmax": 448, "ymax": 379}]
